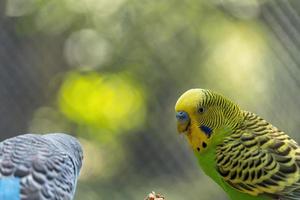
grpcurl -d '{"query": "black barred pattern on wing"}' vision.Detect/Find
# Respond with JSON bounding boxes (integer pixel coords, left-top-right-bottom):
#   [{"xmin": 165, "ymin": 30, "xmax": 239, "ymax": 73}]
[
  {"xmin": 0, "ymin": 134, "xmax": 82, "ymax": 200},
  {"xmin": 216, "ymin": 111, "xmax": 300, "ymax": 199}
]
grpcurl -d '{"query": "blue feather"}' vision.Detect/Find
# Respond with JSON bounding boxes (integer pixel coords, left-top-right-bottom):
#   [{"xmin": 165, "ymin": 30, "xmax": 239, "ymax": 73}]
[{"xmin": 0, "ymin": 177, "xmax": 20, "ymax": 200}]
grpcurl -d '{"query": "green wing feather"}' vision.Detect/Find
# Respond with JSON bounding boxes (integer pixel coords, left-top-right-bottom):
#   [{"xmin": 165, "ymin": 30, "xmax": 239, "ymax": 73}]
[{"xmin": 216, "ymin": 111, "xmax": 300, "ymax": 199}]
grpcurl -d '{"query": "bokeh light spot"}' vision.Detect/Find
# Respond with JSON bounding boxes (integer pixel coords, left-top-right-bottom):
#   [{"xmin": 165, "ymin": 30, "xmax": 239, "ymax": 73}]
[
  {"xmin": 78, "ymin": 138, "xmax": 104, "ymax": 181},
  {"xmin": 28, "ymin": 107, "xmax": 71, "ymax": 133},
  {"xmin": 199, "ymin": 22, "xmax": 271, "ymax": 106},
  {"xmin": 5, "ymin": 0, "xmax": 37, "ymax": 17},
  {"xmin": 58, "ymin": 71, "xmax": 146, "ymax": 134},
  {"xmin": 65, "ymin": 0, "xmax": 125, "ymax": 17},
  {"xmin": 34, "ymin": 0, "xmax": 75, "ymax": 34},
  {"xmin": 64, "ymin": 29, "xmax": 110, "ymax": 69}
]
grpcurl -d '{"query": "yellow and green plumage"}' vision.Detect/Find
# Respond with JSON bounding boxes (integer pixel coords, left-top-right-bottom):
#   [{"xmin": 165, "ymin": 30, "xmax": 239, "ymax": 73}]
[{"xmin": 175, "ymin": 89, "xmax": 300, "ymax": 200}]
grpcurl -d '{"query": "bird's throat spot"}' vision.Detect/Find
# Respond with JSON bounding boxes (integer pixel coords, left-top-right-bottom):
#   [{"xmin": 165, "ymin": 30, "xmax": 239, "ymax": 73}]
[{"xmin": 200, "ymin": 125, "xmax": 212, "ymax": 138}]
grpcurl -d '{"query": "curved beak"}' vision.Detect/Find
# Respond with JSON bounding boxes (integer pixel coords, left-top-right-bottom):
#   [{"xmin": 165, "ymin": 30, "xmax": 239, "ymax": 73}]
[{"xmin": 176, "ymin": 111, "xmax": 190, "ymax": 134}]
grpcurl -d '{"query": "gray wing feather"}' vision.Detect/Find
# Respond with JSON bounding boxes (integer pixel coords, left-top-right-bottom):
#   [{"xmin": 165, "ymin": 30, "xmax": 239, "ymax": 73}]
[{"xmin": 0, "ymin": 134, "xmax": 82, "ymax": 200}]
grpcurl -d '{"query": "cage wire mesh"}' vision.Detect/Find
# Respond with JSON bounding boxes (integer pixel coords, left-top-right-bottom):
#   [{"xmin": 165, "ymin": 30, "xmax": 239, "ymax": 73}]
[{"xmin": 1, "ymin": 0, "xmax": 300, "ymax": 199}]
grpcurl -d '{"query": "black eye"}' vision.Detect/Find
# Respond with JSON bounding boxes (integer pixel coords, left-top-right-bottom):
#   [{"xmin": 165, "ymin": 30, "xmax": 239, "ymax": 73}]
[{"xmin": 198, "ymin": 107, "xmax": 205, "ymax": 113}]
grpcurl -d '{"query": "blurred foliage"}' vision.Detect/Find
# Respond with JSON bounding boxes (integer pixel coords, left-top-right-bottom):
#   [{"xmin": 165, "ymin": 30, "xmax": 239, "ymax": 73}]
[{"xmin": 2, "ymin": 0, "xmax": 300, "ymax": 199}]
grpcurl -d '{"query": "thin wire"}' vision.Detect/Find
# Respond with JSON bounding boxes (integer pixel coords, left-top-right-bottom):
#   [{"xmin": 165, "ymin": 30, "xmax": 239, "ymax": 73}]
[{"xmin": 260, "ymin": 1, "xmax": 300, "ymax": 88}]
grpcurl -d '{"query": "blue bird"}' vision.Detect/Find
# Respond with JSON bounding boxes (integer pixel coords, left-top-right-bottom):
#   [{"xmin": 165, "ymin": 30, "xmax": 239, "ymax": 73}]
[{"xmin": 0, "ymin": 133, "xmax": 83, "ymax": 200}]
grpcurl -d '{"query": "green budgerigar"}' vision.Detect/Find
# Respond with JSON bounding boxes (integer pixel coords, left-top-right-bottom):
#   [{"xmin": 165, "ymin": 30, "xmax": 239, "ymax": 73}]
[{"xmin": 175, "ymin": 89, "xmax": 300, "ymax": 200}]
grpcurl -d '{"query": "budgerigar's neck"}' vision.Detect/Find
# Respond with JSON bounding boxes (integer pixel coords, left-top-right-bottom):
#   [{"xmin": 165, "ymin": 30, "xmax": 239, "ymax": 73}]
[
  {"xmin": 195, "ymin": 126, "xmax": 233, "ymax": 183},
  {"xmin": 195, "ymin": 126, "xmax": 271, "ymax": 200}
]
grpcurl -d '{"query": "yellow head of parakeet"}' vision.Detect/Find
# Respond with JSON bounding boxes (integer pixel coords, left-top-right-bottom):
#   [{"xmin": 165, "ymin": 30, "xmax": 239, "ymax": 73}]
[{"xmin": 175, "ymin": 89, "xmax": 243, "ymax": 153}]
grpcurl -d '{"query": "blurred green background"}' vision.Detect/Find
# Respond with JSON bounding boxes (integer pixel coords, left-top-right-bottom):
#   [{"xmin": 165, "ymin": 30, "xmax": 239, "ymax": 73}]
[{"xmin": 1, "ymin": 0, "xmax": 300, "ymax": 199}]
